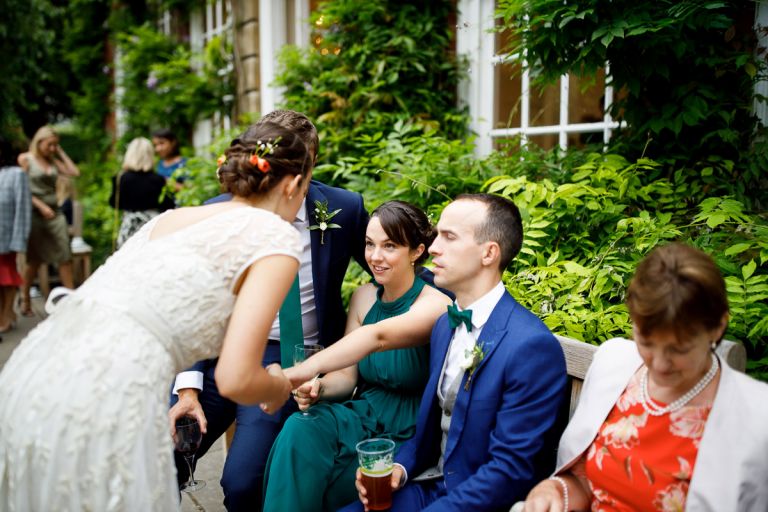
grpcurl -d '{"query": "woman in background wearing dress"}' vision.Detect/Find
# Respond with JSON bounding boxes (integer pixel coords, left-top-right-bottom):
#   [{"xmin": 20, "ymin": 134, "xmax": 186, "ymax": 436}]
[
  {"xmin": 0, "ymin": 122, "xmax": 312, "ymax": 510},
  {"xmin": 521, "ymin": 243, "xmax": 768, "ymax": 511},
  {"xmin": 110, "ymin": 137, "xmax": 175, "ymax": 249},
  {"xmin": 17, "ymin": 125, "xmax": 79, "ymax": 315},
  {"xmin": 263, "ymin": 200, "xmax": 452, "ymax": 511},
  {"xmin": 0, "ymin": 141, "xmax": 31, "ymax": 335}
]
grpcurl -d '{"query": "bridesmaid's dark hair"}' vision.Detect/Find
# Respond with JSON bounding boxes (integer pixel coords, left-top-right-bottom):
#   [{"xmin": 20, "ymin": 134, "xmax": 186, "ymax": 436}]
[
  {"xmin": 217, "ymin": 122, "xmax": 312, "ymax": 198},
  {"xmin": 371, "ymin": 200, "xmax": 435, "ymax": 266}
]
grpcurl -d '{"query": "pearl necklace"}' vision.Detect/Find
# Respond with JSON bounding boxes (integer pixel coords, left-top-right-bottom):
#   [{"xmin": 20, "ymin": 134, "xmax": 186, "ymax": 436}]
[{"xmin": 640, "ymin": 355, "xmax": 719, "ymax": 416}]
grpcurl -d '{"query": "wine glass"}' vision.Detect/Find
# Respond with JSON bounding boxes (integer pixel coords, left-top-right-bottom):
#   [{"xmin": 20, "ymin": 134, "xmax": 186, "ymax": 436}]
[
  {"xmin": 293, "ymin": 343, "xmax": 323, "ymax": 418},
  {"xmin": 174, "ymin": 416, "xmax": 206, "ymax": 492}
]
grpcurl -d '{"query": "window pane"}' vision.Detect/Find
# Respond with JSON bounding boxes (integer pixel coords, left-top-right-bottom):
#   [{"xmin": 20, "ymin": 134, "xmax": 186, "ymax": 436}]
[
  {"xmin": 569, "ymin": 69, "xmax": 605, "ymax": 125},
  {"xmin": 494, "ymin": 62, "xmax": 522, "ymax": 129},
  {"xmin": 528, "ymin": 81, "xmax": 560, "ymax": 128}
]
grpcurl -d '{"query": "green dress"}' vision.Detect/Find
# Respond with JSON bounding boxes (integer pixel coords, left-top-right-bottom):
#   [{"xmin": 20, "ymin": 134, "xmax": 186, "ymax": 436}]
[
  {"xmin": 263, "ymin": 277, "xmax": 430, "ymax": 512},
  {"xmin": 26, "ymin": 157, "xmax": 71, "ymax": 264}
]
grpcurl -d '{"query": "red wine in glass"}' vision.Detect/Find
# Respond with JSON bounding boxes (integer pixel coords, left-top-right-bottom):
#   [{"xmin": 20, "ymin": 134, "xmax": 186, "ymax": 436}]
[{"xmin": 175, "ymin": 416, "xmax": 206, "ymax": 492}]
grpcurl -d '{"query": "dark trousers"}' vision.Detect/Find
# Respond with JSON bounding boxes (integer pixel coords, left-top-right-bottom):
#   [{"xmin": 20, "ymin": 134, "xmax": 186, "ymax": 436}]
[{"xmin": 172, "ymin": 344, "xmax": 298, "ymax": 511}]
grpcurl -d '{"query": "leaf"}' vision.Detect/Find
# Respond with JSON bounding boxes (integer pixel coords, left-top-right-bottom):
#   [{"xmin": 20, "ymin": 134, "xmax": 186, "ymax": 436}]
[
  {"xmin": 706, "ymin": 213, "xmax": 728, "ymax": 228},
  {"xmin": 742, "ymin": 260, "xmax": 757, "ymax": 281},
  {"xmin": 724, "ymin": 243, "xmax": 751, "ymax": 256},
  {"xmin": 563, "ymin": 261, "xmax": 590, "ymax": 276}
]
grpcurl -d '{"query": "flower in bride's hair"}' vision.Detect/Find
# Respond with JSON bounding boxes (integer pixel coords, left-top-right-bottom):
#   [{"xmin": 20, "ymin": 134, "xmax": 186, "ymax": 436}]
[
  {"xmin": 249, "ymin": 153, "xmax": 270, "ymax": 173},
  {"xmin": 217, "ymin": 154, "xmax": 227, "ymax": 167}
]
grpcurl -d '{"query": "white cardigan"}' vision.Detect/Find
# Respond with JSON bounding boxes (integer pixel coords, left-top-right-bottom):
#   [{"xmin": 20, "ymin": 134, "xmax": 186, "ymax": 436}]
[{"xmin": 555, "ymin": 338, "xmax": 768, "ymax": 512}]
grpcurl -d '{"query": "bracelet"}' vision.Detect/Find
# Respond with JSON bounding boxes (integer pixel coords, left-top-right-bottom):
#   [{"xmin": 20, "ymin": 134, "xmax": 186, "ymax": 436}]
[{"xmin": 549, "ymin": 476, "xmax": 569, "ymax": 512}]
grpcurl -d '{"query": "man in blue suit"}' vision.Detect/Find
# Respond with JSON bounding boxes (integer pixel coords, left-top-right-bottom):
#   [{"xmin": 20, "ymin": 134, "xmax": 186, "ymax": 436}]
[
  {"xmin": 169, "ymin": 110, "xmax": 369, "ymax": 511},
  {"xmin": 349, "ymin": 193, "xmax": 567, "ymax": 511}
]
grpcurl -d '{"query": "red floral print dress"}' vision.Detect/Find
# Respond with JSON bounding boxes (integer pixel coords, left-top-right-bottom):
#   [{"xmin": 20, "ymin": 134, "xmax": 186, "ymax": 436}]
[{"xmin": 580, "ymin": 371, "xmax": 712, "ymax": 511}]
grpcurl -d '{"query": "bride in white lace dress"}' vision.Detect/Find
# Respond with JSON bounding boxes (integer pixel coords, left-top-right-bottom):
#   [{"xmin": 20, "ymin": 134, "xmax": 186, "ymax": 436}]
[{"xmin": 0, "ymin": 122, "xmax": 312, "ymax": 511}]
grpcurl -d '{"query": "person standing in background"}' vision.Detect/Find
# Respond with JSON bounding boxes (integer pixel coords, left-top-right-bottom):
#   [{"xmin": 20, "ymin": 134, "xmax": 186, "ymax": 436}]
[
  {"xmin": 0, "ymin": 139, "xmax": 31, "ymax": 335},
  {"xmin": 110, "ymin": 137, "xmax": 175, "ymax": 249},
  {"xmin": 152, "ymin": 128, "xmax": 187, "ymax": 186},
  {"xmin": 17, "ymin": 126, "xmax": 79, "ymax": 315}
]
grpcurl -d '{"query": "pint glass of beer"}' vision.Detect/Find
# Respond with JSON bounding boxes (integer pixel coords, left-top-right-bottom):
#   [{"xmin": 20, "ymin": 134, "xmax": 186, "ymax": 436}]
[{"xmin": 356, "ymin": 438, "xmax": 396, "ymax": 511}]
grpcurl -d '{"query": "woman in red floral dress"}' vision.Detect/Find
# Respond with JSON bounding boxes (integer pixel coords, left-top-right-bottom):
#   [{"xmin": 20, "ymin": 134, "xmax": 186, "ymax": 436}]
[{"xmin": 521, "ymin": 243, "xmax": 768, "ymax": 511}]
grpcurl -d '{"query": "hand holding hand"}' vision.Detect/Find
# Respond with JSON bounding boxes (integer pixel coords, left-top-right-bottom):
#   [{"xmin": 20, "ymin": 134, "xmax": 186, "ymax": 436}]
[
  {"xmin": 293, "ymin": 377, "xmax": 321, "ymax": 411},
  {"xmin": 284, "ymin": 362, "xmax": 318, "ymax": 390},
  {"xmin": 259, "ymin": 363, "xmax": 291, "ymax": 415},
  {"xmin": 169, "ymin": 388, "xmax": 207, "ymax": 436},
  {"xmin": 354, "ymin": 465, "xmax": 404, "ymax": 511}
]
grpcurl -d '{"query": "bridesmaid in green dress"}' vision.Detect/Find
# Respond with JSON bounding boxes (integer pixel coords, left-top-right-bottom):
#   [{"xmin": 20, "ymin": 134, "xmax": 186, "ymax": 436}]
[{"xmin": 262, "ymin": 201, "xmax": 452, "ymax": 511}]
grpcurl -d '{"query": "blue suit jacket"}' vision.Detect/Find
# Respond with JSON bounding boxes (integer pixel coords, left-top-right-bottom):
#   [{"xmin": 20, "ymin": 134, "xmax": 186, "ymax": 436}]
[
  {"xmin": 396, "ymin": 291, "xmax": 567, "ymax": 511},
  {"xmin": 189, "ymin": 180, "xmax": 368, "ymax": 374}
]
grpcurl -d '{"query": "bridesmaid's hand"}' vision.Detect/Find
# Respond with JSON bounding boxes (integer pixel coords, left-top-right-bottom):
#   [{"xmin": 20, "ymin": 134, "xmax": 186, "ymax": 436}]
[{"xmin": 293, "ymin": 378, "xmax": 321, "ymax": 411}]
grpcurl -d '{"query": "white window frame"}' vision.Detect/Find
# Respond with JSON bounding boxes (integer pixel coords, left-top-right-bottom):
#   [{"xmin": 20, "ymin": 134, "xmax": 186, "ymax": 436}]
[
  {"xmin": 260, "ymin": 1, "xmax": 312, "ymax": 116},
  {"xmin": 190, "ymin": 0, "xmax": 233, "ymax": 152},
  {"xmin": 458, "ymin": 0, "xmax": 624, "ymax": 156}
]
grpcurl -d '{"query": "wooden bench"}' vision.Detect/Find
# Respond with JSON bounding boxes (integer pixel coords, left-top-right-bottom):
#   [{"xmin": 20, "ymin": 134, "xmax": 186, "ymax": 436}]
[{"xmin": 557, "ymin": 335, "xmax": 747, "ymax": 420}]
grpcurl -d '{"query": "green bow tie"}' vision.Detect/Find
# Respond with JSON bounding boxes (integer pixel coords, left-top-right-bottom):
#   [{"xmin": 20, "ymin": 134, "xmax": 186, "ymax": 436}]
[{"xmin": 447, "ymin": 303, "xmax": 473, "ymax": 331}]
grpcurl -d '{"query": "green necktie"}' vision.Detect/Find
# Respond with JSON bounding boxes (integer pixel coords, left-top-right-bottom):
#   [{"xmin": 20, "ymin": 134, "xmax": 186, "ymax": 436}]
[
  {"xmin": 278, "ymin": 275, "xmax": 304, "ymax": 368},
  {"xmin": 447, "ymin": 303, "xmax": 473, "ymax": 331}
]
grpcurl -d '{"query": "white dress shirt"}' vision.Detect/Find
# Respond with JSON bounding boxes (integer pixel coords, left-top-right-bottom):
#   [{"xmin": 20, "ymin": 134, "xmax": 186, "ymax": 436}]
[
  {"xmin": 172, "ymin": 202, "xmax": 317, "ymax": 393},
  {"xmin": 439, "ymin": 281, "xmax": 505, "ymax": 401}
]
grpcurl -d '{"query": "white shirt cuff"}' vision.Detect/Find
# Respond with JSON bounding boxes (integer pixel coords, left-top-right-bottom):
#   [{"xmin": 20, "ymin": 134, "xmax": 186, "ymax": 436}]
[
  {"xmin": 172, "ymin": 371, "xmax": 204, "ymax": 395},
  {"xmin": 394, "ymin": 463, "xmax": 408, "ymax": 486}
]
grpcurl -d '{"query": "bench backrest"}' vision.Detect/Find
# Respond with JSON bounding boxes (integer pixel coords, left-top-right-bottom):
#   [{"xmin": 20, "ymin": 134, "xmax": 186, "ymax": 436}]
[{"xmin": 556, "ymin": 335, "xmax": 747, "ymax": 420}]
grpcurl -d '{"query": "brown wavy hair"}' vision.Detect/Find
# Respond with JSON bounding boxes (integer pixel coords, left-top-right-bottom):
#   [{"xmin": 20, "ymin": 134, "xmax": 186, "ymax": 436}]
[
  {"xmin": 627, "ymin": 242, "xmax": 729, "ymax": 342},
  {"xmin": 217, "ymin": 122, "xmax": 312, "ymax": 198}
]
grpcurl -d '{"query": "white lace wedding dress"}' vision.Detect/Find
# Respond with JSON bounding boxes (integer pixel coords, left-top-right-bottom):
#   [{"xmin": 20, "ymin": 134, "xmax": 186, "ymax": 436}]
[{"xmin": 0, "ymin": 207, "xmax": 301, "ymax": 511}]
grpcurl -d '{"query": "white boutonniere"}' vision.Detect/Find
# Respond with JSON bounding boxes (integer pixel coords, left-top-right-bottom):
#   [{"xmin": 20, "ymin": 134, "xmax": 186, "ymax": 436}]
[
  {"xmin": 309, "ymin": 200, "xmax": 342, "ymax": 244},
  {"xmin": 461, "ymin": 341, "xmax": 485, "ymax": 391}
]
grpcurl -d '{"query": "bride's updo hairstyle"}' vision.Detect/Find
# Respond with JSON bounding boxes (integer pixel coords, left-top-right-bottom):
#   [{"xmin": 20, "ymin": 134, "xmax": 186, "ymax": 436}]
[{"xmin": 217, "ymin": 121, "xmax": 311, "ymax": 198}]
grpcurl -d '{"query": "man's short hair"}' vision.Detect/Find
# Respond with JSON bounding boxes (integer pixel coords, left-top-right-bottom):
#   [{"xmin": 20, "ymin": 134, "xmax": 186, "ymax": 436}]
[
  {"xmin": 456, "ymin": 193, "xmax": 523, "ymax": 271},
  {"xmin": 258, "ymin": 110, "xmax": 319, "ymax": 164}
]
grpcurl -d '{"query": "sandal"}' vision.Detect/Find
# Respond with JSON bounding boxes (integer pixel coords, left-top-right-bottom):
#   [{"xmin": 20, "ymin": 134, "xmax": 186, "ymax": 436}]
[{"xmin": 19, "ymin": 297, "xmax": 34, "ymax": 317}]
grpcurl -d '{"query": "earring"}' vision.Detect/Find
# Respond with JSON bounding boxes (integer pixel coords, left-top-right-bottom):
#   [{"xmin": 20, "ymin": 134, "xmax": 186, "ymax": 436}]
[
  {"xmin": 711, "ymin": 341, "xmax": 717, "ymax": 351},
  {"xmin": 288, "ymin": 194, "xmax": 294, "ymax": 200},
  {"xmin": 410, "ymin": 261, "xmax": 415, "ymax": 266}
]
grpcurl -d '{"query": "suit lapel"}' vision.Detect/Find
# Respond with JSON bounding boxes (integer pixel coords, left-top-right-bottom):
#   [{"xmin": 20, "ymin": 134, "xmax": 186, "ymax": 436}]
[
  {"xmin": 443, "ymin": 293, "xmax": 512, "ymax": 462},
  {"xmin": 306, "ymin": 185, "xmax": 330, "ymax": 338}
]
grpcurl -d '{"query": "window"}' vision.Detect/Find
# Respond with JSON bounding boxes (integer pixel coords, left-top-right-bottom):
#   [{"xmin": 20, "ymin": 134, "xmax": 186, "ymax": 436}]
[
  {"xmin": 190, "ymin": 0, "xmax": 233, "ymax": 150},
  {"xmin": 457, "ymin": 0, "xmax": 624, "ymax": 155}
]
